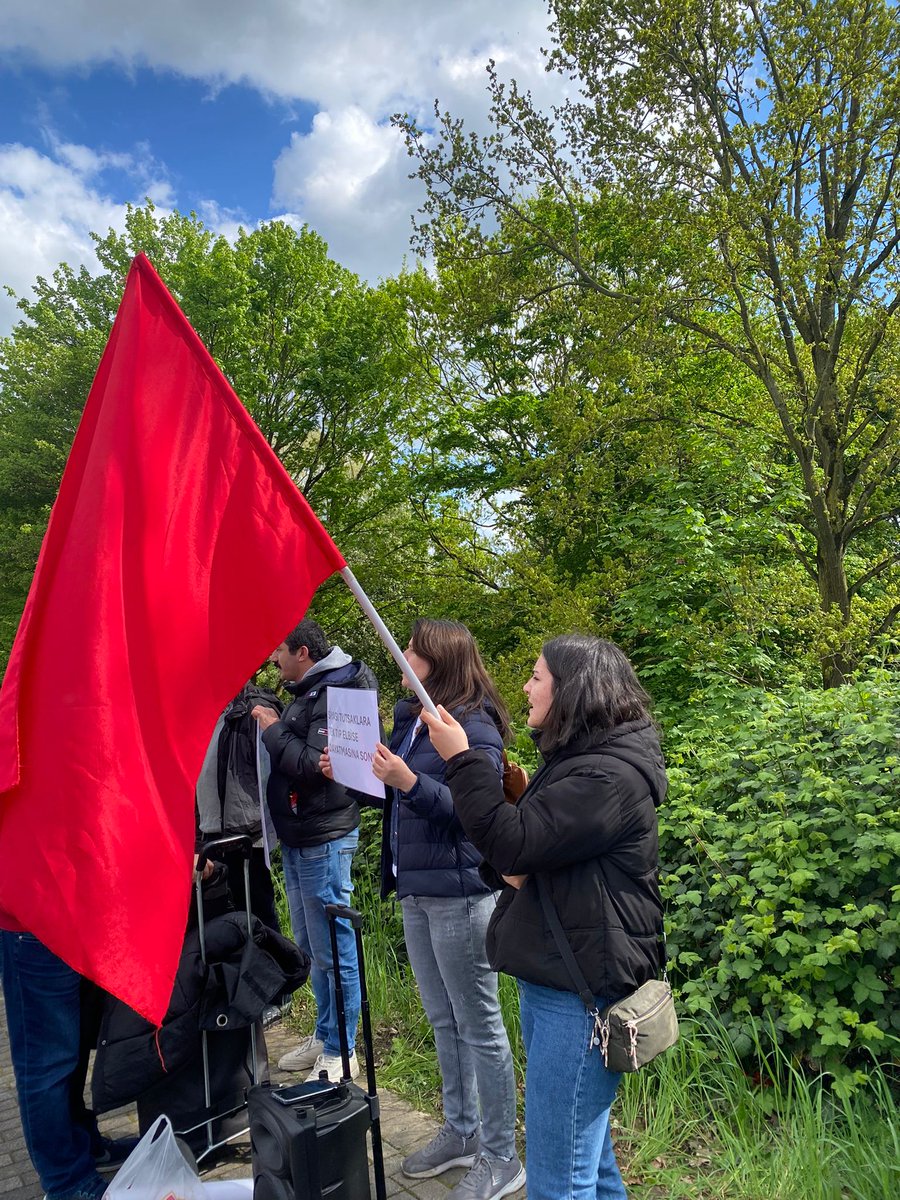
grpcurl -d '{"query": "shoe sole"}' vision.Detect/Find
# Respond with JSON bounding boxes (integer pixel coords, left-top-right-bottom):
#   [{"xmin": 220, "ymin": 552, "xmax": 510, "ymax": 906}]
[
  {"xmin": 401, "ymin": 1153, "xmax": 478, "ymax": 1179},
  {"xmin": 278, "ymin": 1058, "xmax": 322, "ymax": 1071},
  {"xmin": 490, "ymin": 1166, "xmax": 527, "ymax": 1199}
]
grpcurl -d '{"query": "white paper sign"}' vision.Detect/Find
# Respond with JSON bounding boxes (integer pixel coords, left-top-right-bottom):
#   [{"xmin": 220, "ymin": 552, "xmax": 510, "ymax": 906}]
[{"xmin": 326, "ymin": 687, "xmax": 385, "ymax": 799}]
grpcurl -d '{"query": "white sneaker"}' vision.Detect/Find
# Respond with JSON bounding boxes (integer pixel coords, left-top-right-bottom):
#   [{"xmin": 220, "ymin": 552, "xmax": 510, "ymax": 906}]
[
  {"xmin": 306, "ymin": 1050, "xmax": 360, "ymax": 1082},
  {"xmin": 277, "ymin": 1034, "xmax": 324, "ymax": 1072}
]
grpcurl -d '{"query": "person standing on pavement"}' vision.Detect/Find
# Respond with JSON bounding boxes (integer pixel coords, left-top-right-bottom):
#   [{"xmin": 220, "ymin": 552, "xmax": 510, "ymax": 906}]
[
  {"xmin": 0, "ymin": 923, "xmax": 152, "ymax": 1200},
  {"xmin": 252, "ymin": 617, "xmax": 377, "ymax": 1083},
  {"xmin": 422, "ymin": 635, "xmax": 666, "ymax": 1200},
  {"xmin": 330, "ymin": 619, "xmax": 524, "ymax": 1200}
]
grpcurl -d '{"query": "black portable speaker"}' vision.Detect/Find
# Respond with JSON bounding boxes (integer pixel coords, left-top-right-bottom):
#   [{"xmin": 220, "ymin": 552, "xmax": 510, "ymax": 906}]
[
  {"xmin": 250, "ymin": 905, "xmax": 386, "ymax": 1200},
  {"xmin": 248, "ymin": 1079, "xmax": 371, "ymax": 1200}
]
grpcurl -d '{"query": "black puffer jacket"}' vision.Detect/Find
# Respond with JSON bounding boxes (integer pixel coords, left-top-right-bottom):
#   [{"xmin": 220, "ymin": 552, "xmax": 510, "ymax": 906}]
[
  {"xmin": 91, "ymin": 912, "xmax": 309, "ymax": 1113},
  {"xmin": 445, "ymin": 719, "xmax": 666, "ymax": 1000},
  {"xmin": 380, "ymin": 699, "xmax": 504, "ymax": 900},
  {"xmin": 263, "ymin": 650, "xmax": 378, "ymax": 847}
]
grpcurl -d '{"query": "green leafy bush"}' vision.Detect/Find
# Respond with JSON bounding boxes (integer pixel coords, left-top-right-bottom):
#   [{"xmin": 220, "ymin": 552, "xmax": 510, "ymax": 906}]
[{"xmin": 660, "ymin": 673, "xmax": 900, "ymax": 1090}]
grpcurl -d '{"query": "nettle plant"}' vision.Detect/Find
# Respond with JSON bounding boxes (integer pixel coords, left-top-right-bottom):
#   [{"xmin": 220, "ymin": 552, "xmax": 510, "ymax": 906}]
[{"xmin": 660, "ymin": 673, "xmax": 900, "ymax": 1091}]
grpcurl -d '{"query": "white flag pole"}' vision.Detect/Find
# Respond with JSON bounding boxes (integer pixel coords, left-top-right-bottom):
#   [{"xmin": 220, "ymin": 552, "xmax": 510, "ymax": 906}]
[{"xmin": 339, "ymin": 566, "xmax": 439, "ymax": 718}]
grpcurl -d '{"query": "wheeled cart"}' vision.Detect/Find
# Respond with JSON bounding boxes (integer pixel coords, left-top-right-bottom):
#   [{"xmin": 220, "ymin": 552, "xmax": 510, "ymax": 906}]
[
  {"xmin": 92, "ymin": 835, "xmax": 309, "ymax": 1166},
  {"xmin": 140, "ymin": 836, "xmax": 266, "ymax": 1162}
]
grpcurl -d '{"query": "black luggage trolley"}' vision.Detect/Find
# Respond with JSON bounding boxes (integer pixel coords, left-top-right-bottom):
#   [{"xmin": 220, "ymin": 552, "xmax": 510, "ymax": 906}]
[{"xmin": 136, "ymin": 834, "xmax": 268, "ymax": 1165}]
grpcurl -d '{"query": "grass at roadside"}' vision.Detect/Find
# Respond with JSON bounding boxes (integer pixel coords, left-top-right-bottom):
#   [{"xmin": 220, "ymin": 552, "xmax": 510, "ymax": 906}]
[{"xmin": 614, "ymin": 1022, "xmax": 898, "ymax": 1199}]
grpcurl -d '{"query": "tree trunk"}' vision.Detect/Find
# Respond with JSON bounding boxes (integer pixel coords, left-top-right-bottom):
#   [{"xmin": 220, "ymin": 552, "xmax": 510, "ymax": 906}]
[{"xmin": 816, "ymin": 533, "xmax": 853, "ymax": 687}]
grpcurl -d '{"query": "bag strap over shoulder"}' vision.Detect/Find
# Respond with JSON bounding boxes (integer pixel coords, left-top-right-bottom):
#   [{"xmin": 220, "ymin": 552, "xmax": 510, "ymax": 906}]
[
  {"xmin": 536, "ymin": 745, "xmax": 669, "ymax": 1008},
  {"xmin": 536, "ymin": 873, "xmax": 599, "ymax": 1013}
]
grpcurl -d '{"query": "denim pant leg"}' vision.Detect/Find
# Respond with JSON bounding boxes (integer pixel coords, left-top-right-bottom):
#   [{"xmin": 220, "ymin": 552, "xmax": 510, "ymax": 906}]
[
  {"xmin": 402, "ymin": 894, "xmax": 517, "ymax": 1159},
  {"xmin": 518, "ymin": 979, "xmax": 627, "ymax": 1200},
  {"xmin": 283, "ymin": 832, "xmax": 360, "ymax": 1056},
  {"xmin": 0, "ymin": 931, "xmax": 103, "ymax": 1197}
]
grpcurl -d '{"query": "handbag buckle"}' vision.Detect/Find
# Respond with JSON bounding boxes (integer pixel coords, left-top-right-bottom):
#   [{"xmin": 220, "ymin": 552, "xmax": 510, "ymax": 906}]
[{"xmin": 589, "ymin": 1008, "xmax": 610, "ymax": 1065}]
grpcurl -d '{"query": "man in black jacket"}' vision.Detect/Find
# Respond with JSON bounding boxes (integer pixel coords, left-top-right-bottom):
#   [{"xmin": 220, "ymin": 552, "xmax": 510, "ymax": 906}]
[{"xmin": 252, "ymin": 618, "xmax": 378, "ymax": 1083}]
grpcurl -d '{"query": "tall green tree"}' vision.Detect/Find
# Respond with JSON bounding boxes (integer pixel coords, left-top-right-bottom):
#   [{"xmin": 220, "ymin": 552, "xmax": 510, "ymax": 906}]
[
  {"xmin": 0, "ymin": 206, "xmax": 455, "ymax": 668},
  {"xmin": 402, "ymin": 242, "xmax": 826, "ymax": 705},
  {"xmin": 400, "ymin": 0, "xmax": 900, "ymax": 685}
]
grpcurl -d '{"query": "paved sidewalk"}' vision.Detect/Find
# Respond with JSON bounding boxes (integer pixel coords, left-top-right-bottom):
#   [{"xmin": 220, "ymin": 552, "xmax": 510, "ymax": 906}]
[{"xmin": 0, "ymin": 995, "xmax": 480, "ymax": 1199}]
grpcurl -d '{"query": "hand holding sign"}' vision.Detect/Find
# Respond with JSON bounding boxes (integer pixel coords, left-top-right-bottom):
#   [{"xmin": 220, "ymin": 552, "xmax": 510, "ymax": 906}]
[
  {"xmin": 325, "ymin": 687, "xmax": 385, "ymax": 799},
  {"xmin": 371, "ymin": 742, "xmax": 417, "ymax": 792}
]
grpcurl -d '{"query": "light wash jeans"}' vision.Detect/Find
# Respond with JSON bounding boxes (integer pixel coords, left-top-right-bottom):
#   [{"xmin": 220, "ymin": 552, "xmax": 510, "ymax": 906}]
[
  {"xmin": 401, "ymin": 892, "xmax": 517, "ymax": 1159},
  {"xmin": 282, "ymin": 830, "xmax": 360, "ymax": 1056},
  {"xmin": 518, "ymin": 979, "xmax": 627, "ymax": 1200}
]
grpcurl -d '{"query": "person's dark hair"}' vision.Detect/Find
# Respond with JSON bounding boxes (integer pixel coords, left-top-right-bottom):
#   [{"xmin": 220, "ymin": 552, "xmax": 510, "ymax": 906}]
[
  {"xmin": 409, "ymin": 619, "xmax": 510, "ymax": 741},
  {"xmin": 284, "ymin": 618, "xmax": 331, "ymax": 661},
  {"xmin": 536, "ymin": 635, "xmax": 651, "ymax": 754}
]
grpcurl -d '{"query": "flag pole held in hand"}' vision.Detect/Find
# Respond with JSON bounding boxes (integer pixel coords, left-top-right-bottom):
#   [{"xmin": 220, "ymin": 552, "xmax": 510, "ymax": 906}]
[{"xmin": 339, "ymin": 566, "xmax": 438, "ymax": 717}]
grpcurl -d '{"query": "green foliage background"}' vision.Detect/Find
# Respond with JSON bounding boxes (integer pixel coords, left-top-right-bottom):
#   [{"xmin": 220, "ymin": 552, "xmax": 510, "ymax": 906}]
[
  {"xmin": 661, "ymin": 674, "xmax": 899, "ymax": 1092},
  {"xmin": 1, "ymin": 0, "xmax": 898, "ymax": 1112}
]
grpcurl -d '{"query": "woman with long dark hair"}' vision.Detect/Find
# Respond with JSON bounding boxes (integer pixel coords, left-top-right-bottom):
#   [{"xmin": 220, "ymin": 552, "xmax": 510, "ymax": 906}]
[
  {"xmin": 423, "ymin": 635, "xmax": 666, "ymax": 1200},
  {"xmin": 323, "ymin": 619, "xmax": 523, "ymax": 1200}
]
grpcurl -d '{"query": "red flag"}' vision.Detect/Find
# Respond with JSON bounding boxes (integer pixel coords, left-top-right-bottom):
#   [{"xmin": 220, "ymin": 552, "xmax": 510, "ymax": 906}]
[{"xmin": 0, "ymin": 253, "xmax": 345, "ymax": 1024}]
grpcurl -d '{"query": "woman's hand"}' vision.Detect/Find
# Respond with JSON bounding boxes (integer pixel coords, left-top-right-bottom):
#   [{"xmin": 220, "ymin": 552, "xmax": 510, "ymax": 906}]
[
  {"xmin": 372, "ymin": 742, "xmax": 418, "ymax": 793},
  {"xmin": 502, "ymin": 874, "xmax": 529, "ymax": 890},
  {"xmin": 319, "ymin": 747, "xmax": 334, "ymax": 780},
  {"xmin": 420, "ymin": 705, "xmax": 470, "ymax": 761}
]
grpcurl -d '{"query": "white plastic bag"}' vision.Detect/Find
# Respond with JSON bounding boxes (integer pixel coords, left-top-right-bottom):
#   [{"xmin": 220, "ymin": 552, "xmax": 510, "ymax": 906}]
[{"xmin": 106, "ymin": 1115, "xmax": 206, "ymax": 1200}]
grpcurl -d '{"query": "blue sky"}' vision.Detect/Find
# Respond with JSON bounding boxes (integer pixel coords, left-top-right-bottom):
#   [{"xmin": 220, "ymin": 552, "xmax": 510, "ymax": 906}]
[
  {"xmin": 0, "ymin": 1, "xmax": 566, "ymax": 336},
  {"xmin": 0, "ymin": 63, "xmax": 315, "ymax": 219}
]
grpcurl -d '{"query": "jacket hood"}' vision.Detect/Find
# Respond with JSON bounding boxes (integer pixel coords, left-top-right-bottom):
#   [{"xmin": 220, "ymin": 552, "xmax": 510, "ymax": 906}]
[
  {"xmin": 304, "ymin": 646, "xmax": 353, "ymax": 679},
  {"xmin": 284, "ymin": 646, "xmax": 364, "ymax": 695},
  {"xmin": 544, "ymin": 719, "xmax": 667, "ymax": 807}
]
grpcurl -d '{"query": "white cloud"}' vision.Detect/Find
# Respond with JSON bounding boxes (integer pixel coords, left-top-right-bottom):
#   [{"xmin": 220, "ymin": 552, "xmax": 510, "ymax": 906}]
[
  {"xmin": 273, "ymin": 107, "xmax": 420, "ymax": 280},
  {"xmin": 0, "ymin": 2, "xmax": 570, "ymax": 326},
  {"xmin": 195, "ymin": 199, "xmax": 249, "ymax": 245},
  {"xmin": 0, "ymin": 140, "xmax": 180, "ymax": 331},
  {"xmin": 0, "ymin": 2, "xmax": 562, "ymax": 116},
  {"xmin": 0, "ymin": 143, "xmax": 123, "ymax": 331}
]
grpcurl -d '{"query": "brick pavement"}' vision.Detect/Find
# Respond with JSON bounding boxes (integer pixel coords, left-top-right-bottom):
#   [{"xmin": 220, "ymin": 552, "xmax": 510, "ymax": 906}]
[{"xmin": 0, "ymin": 991, "xmax": 498, "ymax": 1199}]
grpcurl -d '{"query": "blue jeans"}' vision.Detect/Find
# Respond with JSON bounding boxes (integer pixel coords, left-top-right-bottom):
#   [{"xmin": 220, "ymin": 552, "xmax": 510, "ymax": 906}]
[
  {"xmin": 402, "ymin": 893, "xmax": 517, "ymax": 1159},
  {"xmin": 1, "ymin": 931, "xmax": 106, "ymax": 1198},
  {"xmin": 282, "ymin": 831, "xmax": 360, "ymax": 1056},
  {"xmin": 519, "ymin": 980, "xmax": 627, "ymax": 1200}
]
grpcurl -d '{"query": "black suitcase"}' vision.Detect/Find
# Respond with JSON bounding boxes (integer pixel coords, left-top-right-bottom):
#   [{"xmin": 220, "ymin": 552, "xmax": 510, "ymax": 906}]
[{"xmin": 248, "ymin": 904, "xmax": 386, "ymax": 1200}]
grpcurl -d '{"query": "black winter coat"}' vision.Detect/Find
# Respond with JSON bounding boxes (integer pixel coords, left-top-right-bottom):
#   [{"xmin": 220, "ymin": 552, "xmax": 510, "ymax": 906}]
[
  {"xmin": 91, "ymin": 912, "xmax": 309, "ymax": 1113},
  {"xmin": 380, "ymin": 700, "xmax": 504, "ymax": 899},
  {"xmin": 263, "ymin": 658, "xmax": 378, "ymax": 847},
  {"xmin": 445, "ymin": 719, "xmax": 666, "ymax": 1000}
]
